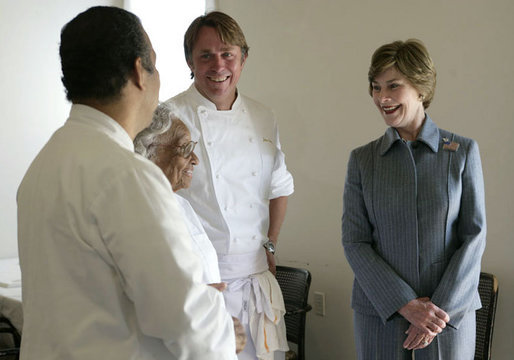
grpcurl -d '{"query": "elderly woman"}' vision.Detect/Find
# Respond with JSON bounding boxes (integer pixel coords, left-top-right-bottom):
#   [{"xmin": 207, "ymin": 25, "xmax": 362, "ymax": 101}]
[
  {"xmin": 134, "ymin": 105, "xmax": 222, "ymax": 285},
  {"xmin": 134, "ymin": 104, "xmax": 245, "ymax": 355},
  {"xmin": 342, "ymin": 39, "xmax": 486, "ymax": 359}
]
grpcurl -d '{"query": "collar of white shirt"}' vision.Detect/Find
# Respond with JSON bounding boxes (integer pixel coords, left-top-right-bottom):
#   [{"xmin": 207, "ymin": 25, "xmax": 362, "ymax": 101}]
[{"xmin": 68, "ymin": 104, "xmax": 135, "ymax": 152}]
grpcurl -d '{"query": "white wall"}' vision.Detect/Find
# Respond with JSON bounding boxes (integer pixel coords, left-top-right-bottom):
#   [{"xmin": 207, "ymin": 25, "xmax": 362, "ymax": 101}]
[
  {"xmin": 215, "ymin": 0, "xmax": 514, "ymax": 359},
  {"xmin": 2, "ymin": 0, "xmax": 513, "ymax": 359},
  {"xmin": 124, "ymin": 0, "xmax": 205, "ymax": 100},
  {"xmin": 0, "ymin": 0, "xmax": 121, "ymax": 257}
]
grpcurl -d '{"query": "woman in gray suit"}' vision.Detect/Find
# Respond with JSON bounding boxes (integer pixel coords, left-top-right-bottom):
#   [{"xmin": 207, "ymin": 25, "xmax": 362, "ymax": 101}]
[{"xmin": 342, "ymin": 39, "xmax": 486, "ymax": 359}]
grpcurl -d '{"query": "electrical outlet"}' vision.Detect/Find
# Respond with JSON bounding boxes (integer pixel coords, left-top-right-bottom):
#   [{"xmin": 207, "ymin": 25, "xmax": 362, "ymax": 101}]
[{"xmin": 313, "ymin": 291, "xmax": 325, "ymax": 316}]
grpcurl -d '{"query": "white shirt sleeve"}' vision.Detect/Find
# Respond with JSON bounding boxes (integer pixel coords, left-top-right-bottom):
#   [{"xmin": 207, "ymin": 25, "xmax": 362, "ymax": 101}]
[
  {"xmin": 90, "ymin": 165, "xmax": 236, "ymax": 360},
  {"xmin": 269, "ymin": 120, "xmax": 294, "ymax": 199}
]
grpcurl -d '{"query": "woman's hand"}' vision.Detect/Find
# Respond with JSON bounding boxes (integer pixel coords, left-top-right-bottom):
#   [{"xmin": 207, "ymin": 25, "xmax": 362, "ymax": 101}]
[
  {"xmin": 398, "ymin": 297, "xmax": 449, "ymax": 336},
  {"xmin": 403, "ymin": 323, "xmax": 435, "ymax": 350},
  {"xmin": 208, "ymin": 282, "xmax": 227, "ymax": 292},
  {"xmin": 232, "ymin": 317, "xmax": 247, "ymax": 354}
]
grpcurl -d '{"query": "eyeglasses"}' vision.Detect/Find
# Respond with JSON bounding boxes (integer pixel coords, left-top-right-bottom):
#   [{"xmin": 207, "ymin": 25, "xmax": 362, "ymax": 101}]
[
  {"xmin": 176, "ymin": 141, "xmax": 197, "ymax": 158},
  {"xmin": 152, "ymin": 140, "xmax": 197, "ymax": 159}
]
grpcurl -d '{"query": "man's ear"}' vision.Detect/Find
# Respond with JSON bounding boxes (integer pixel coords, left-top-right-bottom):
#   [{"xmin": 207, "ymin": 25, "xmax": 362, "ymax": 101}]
[
  {"xmin": 187, "ymin": 60, "xmax": 195, "ymax": 72},
  {"xmin": 132, "ymin": 57, "xmax": 145, "ymax": 90},
  {"xmin": 187, "ymin": 60, "xmax": 195, "ymax": 79},
  {"xmin": 241, "ymin": 53, "xmax": 248, "ymax": 67}
]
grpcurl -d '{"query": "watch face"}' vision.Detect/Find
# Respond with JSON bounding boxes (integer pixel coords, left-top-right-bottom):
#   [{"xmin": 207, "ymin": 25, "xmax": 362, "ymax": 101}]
[{"xmin": 264, "ymin": 241, "xmax": 275, "ymax": 254}]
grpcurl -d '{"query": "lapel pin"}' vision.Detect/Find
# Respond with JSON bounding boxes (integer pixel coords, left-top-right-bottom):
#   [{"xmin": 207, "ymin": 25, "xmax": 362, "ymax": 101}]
[{"xmin": 442, "ymin": 137, "xmax": 460, "ymax": 152}]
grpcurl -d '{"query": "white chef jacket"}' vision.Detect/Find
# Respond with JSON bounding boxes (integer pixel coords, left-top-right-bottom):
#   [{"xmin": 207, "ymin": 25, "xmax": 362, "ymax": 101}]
[
  {"xmin": 166, "ymin": 85, "xmax": 294, "ymax": 280},
  {"xmin": 175, "ymin": 195, "xmax": 221, "ymax": 284},
  {"xmin": 17, "ymin": 105, "xmax": 236, "ymax": 360}
]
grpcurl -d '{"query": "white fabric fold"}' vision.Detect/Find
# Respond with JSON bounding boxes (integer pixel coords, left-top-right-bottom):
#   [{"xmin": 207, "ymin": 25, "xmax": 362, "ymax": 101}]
[{"xmin": 226, "ymin": 271, "xmax": 288, "ymax": 360}]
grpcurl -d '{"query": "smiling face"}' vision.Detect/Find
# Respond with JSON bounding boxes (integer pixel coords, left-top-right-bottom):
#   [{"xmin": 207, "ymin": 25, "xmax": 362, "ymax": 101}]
[
  {"xmin": 188, "ymin": 26, "xmax": 247, "ymax": 110},
  {"xmin": 151, "ymin": 120, "xmax": 199, "ymax": 191},
  {"xmin": 371, "ymin": 66, "xmax": 426, "ymax": 140}
]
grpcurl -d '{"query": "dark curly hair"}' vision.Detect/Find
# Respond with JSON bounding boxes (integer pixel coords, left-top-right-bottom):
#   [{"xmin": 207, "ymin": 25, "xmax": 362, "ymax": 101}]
[{"xmin": 60, "ymin": 6, "xmax": 154, "ymax": 103}]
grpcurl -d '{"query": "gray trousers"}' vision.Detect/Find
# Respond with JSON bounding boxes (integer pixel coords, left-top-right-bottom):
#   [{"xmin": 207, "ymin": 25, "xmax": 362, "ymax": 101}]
[{"xmin": 353, "ymin": 311, "xmax": 475, "ymax": 360}]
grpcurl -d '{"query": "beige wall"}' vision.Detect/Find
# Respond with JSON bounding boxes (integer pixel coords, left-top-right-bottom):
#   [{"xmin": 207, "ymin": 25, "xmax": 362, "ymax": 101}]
[{"xmin": 216, "ymin": 0, "xmax": 514, "ymax": 358}]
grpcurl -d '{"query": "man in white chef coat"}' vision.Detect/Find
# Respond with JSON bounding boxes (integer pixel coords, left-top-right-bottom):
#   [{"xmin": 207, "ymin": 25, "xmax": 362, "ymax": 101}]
[
  {"xmin": 164, "ymin": 11, "xmax": 294, "ymax": 360},
  {"xmin": 17, "ymin": 6, "xmax": 238, "ymax": 360}
]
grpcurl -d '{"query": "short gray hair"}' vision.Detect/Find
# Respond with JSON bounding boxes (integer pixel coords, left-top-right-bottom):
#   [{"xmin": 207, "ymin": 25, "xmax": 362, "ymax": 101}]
[{"xmin": 134, "ymin": 103, "xmax": 175, "ymax": 158}]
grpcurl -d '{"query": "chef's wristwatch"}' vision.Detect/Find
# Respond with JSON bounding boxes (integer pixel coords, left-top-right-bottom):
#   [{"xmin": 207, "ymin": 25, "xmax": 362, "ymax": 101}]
[{"xmin": 263, "ymin": 240, "xmax": 275, "ymax": 255}]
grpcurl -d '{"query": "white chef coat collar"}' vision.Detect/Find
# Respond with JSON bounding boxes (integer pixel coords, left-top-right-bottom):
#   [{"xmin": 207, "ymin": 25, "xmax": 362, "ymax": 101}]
[
  {"xmin": 187, "ymin": 83, "xmax": 243, "ymax": 112},
  {"xmin": 68, "ymin": 104, "xmax": 135, "ymax": 152}
]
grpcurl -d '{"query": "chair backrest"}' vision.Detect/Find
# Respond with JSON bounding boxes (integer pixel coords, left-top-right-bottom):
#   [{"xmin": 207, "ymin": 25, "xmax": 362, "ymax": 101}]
[
  {"xmin": 275, "ymin": 266, "xmax": 312, "ymax": 360},
  {"xmin": 0, "ymin": 316, "xmax": 20, "ymax": 359},
  {"xmin": 475, "ymin": 272, "xmax": 499, "ymax": 360}
]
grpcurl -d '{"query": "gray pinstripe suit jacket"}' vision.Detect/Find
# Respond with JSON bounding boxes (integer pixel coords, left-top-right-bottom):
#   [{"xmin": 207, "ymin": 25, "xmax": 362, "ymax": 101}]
[{"xmin": 342, "ymin": 115, "xmax": 486, "ymax": 328}]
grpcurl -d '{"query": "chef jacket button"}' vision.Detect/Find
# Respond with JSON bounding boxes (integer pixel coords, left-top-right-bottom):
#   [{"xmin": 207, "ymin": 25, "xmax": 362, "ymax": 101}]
[
  {"xmin": 224, "ymin": 206, "xmax": 228, "ymax": 211},
  {"xmin": 207, "ymin": 141, "xmax": 212, "ymax": 146},
  {"xmin": 242, "ymin": 109, "xmax": 247, "ymax": 113},
  {"xmin": 216, "ymin": 174, "xmax": 220, "ymax": 179},
  {"xmin": 252, "ymin": 171, "xmax": 257, "ymax": 176},
  {"xmin": 252, "ymin": 235, "xmax": 257, "ymax": 240},
  {"xmin": 249, "ymin": 204, "xmax": 253, "ymax": 208},
  {"xmin": 249, "ymin": 137, "xmax": 254, "ymax": 143}
]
